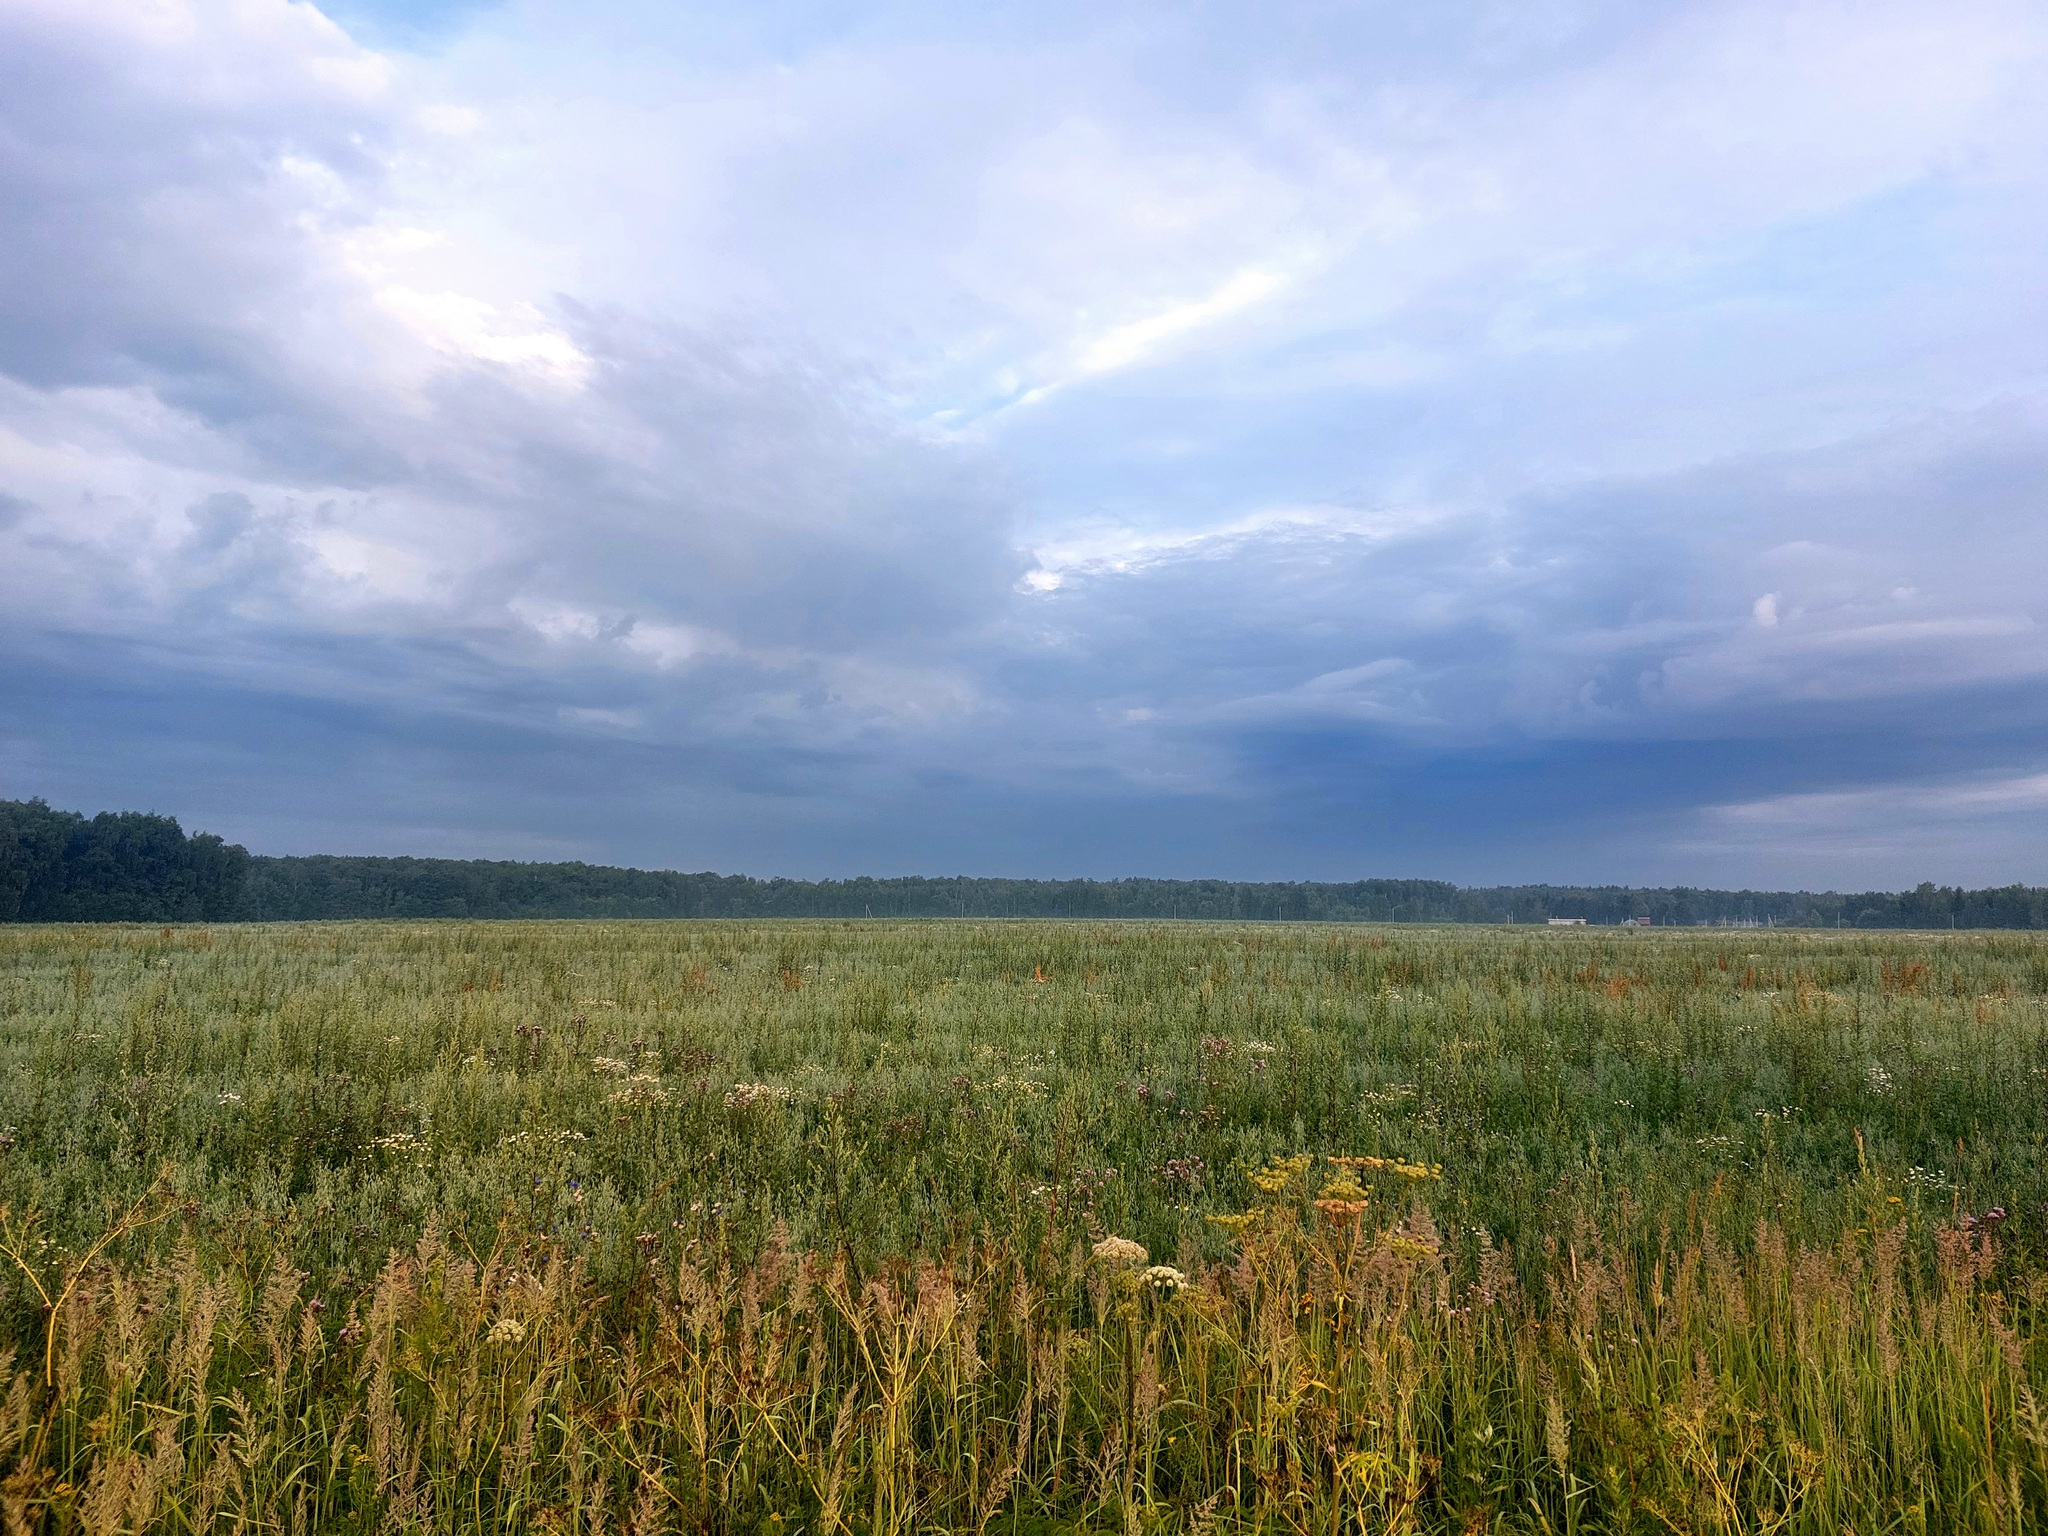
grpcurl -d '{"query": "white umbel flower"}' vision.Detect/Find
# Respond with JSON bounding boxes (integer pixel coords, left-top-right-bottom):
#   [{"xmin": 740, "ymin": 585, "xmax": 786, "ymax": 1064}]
[{"xmin": 1091, "ymin": 1235, "xmax": 1148, "ymax": 1267}]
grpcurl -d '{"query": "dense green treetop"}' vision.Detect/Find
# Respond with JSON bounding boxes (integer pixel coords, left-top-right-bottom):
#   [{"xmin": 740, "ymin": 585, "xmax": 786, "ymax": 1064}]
[{"xmin": 0, "ymin": 798, "xmax": 249, "ymax": 922}]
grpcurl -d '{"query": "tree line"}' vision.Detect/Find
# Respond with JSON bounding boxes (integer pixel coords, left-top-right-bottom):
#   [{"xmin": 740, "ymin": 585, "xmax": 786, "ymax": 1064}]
[
  {"xmin": 5, "ymin": 796, "xmax": 2046, "ymax": 927},
  {"xmin": 237, "ymin": 855, "xmax": 2048, "ymax": 928},
  {"xmin": 0, "ymin": 798, "xmax": 250, "ymax": 922}
]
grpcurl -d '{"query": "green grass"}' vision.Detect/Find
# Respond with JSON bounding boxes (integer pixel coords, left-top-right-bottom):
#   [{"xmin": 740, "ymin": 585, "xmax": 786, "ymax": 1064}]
[{"xmin": 0, "ymin": 919, "xmax": 2044, "ymax": 1531}]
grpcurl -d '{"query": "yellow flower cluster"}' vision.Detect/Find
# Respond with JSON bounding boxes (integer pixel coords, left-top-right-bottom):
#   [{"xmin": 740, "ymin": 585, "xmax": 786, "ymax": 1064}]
[
  {"xmin": 1249, "ymin": 1153, "xmax": 1313, "ymax": 1195},
  {"xmin": 1209, "ymin": 1150, "xmax": 1446, "ymax": 1238},
  {"xmin": 1328, "ymin": 1155, "xmax": 1442, "ymax": 1181},
  {"xmin": 1314, "ymin": 1167, "xmax": 1371, "ymax": 1221}
]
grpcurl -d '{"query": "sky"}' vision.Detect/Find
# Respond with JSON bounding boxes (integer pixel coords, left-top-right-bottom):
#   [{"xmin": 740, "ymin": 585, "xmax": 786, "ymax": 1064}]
[{"xmin": 1, "ymin": 0, "xmax": 2046, "ymax": 888}]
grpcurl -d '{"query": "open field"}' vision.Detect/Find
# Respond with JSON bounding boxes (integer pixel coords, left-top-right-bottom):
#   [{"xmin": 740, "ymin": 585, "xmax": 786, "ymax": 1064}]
[{"xmin": 0, "ymin": 920, "xmax": 2045, "ymax": 1532}]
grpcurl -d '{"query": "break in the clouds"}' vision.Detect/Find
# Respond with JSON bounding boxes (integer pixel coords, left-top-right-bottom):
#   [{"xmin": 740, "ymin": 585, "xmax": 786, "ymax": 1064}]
[{"xmin": 2, "ymin": 0, "xmax": 2046, "ymax": 887}]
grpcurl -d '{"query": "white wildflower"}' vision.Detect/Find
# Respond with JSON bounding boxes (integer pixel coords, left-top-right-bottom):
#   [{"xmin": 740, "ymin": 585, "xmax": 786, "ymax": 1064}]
[
  {"xmin": 608, "ymin": 1078, "xmax": 671, "ymax": 1107},
  {"xmin": 487, "ymin": 1316, "xmax": 525, "ymax": 1346},
  {"xmin": 1142, "ymin": 1265, "xmax": 1188, "ymax": 1293},
  {"xmin": 1091, "ymin": 1235, "xmax": 1148, "ymax": 1268},
  {"xmin": 498, "ymin": 1129, "xmax": 589, "ymax": 1148}
]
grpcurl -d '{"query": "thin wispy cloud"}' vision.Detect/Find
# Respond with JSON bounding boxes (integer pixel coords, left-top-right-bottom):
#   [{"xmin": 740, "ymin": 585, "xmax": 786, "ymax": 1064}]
[{"xmin": 1, "ymin": 0, "xmax": 2045, "ymax": 884}]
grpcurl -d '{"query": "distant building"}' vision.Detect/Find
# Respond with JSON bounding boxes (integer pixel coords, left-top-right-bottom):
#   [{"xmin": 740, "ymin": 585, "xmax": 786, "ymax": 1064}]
[
  {"xmin": 1624, "ymin": 916, "xmax": 1652, "ymax": 926},
  {"xmin": 1547, "ymin": 917, "xmax": 1587, "ymax": 926}
]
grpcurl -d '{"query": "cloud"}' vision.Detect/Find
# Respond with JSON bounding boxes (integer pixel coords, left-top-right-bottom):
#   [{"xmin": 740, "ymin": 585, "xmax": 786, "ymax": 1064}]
[
  {"xmin": 1713, "ymin": 772, "xmax": 2048, "ymax": 829},
  {"xmin": 2, "ymin": 0, "xmax": 2047, "ymax": 888},
  {"xmin": 1671, "ymin": 768, "xmax": 2048, "ymax": 888}
]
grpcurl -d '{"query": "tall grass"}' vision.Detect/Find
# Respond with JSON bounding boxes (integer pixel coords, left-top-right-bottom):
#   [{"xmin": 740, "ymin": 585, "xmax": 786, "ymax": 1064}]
[{"xmin": 0, "ymin": 920, "xmax": 2043, "ymax": 1530}]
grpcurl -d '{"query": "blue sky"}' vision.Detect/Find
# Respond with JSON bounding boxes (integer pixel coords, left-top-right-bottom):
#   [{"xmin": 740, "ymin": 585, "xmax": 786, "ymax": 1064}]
[{"xmin": 2, "ymin": 0, "xmax": 2046, "ymax": 886}]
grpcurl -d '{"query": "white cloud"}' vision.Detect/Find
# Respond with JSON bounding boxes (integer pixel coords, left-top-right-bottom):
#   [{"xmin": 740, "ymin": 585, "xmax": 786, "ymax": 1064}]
[
  {"xmin": 307, "ymin": 528, "xmax": 434, "ymax": 600},
  {"xmin": 1027, "ymin": 503, "xmax": 1445, "ymax": 581},
  {"xmin": 374, "ymin": 287, "xmax": 591, "ymax": 385},
  {"xmin": 621, "ymin": 621, "xmax": 732, "ymax": 669},
  {"xmin": 1712, "ymin": 773, "xmax": 2048, "ymax": 829},
  {"xmin": 1672, "ymin": 769, "xmax": 2048, "ymax": 886},
  {"xmin": 1067, "ymin": 268, "xmax": 1286, "ymax": 378}
]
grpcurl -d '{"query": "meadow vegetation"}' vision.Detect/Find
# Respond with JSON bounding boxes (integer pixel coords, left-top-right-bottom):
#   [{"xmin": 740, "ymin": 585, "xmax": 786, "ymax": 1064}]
[{"xmin": 0, "ymin": 919, "xmax": 2043, "ymax": 1532}]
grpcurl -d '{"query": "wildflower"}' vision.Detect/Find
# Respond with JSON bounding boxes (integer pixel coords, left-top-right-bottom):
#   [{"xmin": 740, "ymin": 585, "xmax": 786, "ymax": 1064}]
[
  {"xmin": 1329, "ymin": 1154, "xmax": 1441, "ymax": 1181},
  {"xmin": 1091, "ymin": 1235, "xmax": 1148, "ymax": 1268},
  {"xmin": 217, "ymin": 1090, "xmax": 243, "ymax": 1107},
  {"xmin": 608, "ymin": 1074, "xmax": 670, "ymax": 1107},
  {"xmin": 1249, "ymin": 1153, "xmax": 1313, "ymax": 1195},
  {"xmin": 487, "ymin": 1317, "xmax": 525, "ymax": 1346},
  {"xmin": 1359, "ymin": 1084, "xmax": 1418, "ymax": 1106},
  {"xmin": 591, "ymin": 1057, "xmax": 630, "ymax": 1075},
  {"xmin": 498, "ymin": 1129, "xmax": 589, "ymax": 1148},
  {"xmin": 725, "ymin": 1082, "xmax": 794, "ymax": 1110},
  {"xmin": 1141, "ymin": 1264, "xmax": 1188, "ymax": 1293},
  {"xmin": 1387, "ymin": 1232, "xmax": 1440, "ymax": 1261},
  {"xmin": 1315, "ymin": 1168, "xmax": 1371, "ymax": 1220}
]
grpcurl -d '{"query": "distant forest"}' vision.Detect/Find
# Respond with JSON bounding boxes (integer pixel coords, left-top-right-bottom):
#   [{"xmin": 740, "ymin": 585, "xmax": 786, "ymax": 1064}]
[
  {"xmin": 0, "ymin": 798, "xmax": 249, "ymax": 922},
  {"xmin": 5, "ymin": 796, "xmax": 2048, "ymax": 928}
]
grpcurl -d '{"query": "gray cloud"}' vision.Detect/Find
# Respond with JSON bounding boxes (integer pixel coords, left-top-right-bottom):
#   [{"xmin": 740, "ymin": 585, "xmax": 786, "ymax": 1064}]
[
  {"xmin": 2, "ymin": 0, "xmax": 2046, "ymax": 887},
  {"xmin": 0, "ymin": 6, "xmax": 383, "ymax": 384}
]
